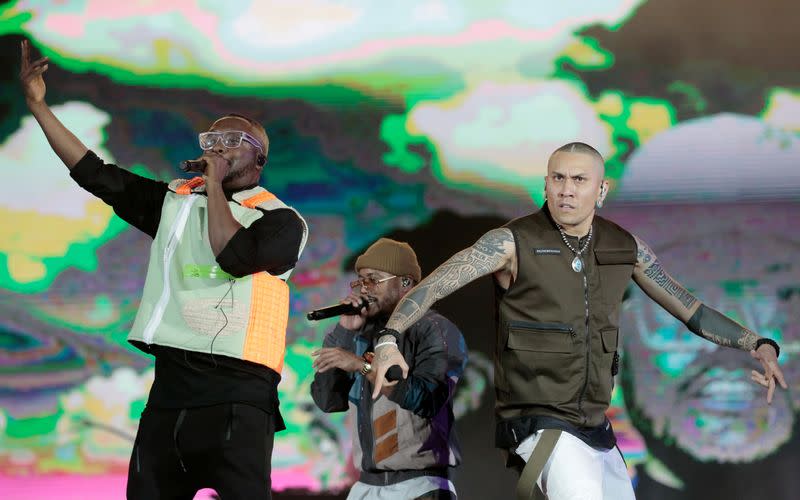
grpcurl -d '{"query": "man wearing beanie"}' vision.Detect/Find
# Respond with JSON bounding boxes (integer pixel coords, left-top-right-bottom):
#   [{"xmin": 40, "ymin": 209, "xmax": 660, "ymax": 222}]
[{"xmin": 311, "ymin": 238, "xmax": 467, "ymax": 499}]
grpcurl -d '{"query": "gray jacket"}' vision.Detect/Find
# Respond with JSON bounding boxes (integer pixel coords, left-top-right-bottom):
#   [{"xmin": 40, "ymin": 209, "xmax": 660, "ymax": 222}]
[{"xmin": 311, "ymin": 310, "xmax": 466, "ymax": 477}]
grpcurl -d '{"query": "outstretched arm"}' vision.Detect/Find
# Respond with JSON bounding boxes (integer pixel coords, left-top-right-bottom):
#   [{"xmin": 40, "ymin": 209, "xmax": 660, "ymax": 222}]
[
  {"xmin": 20, "ymin": 40, "xmax": 88, "ymax": 168},
  {"xmin": 386, "ymin": 228, "xmax": 515, "ymax": 333},
  {"xmin": 632, "ymin": 234, "xmax": 787, "ymax": 403},
  {"xmin": 371, "ymin": 228, "xmax": 515, "ymax": 398}
]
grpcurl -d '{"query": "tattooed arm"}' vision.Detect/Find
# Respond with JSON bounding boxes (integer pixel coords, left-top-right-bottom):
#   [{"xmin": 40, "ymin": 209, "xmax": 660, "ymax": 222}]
[
  {"xmin": 385, "ymin": 228, "xmax": 515, "ymax": 334},
  {"xmin": 632, "ymin": 234, "xmax": 787, "ymax": 403},
  {"xmin": 370, "ymin": 228, "xmax": 515, "ymax": 398}
]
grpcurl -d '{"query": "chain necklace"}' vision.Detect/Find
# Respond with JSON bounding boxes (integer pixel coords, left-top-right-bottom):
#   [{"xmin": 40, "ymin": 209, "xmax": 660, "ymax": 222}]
[{"xmin": 557, "ymin": 224, "xmax": 593, "ymax": 273}]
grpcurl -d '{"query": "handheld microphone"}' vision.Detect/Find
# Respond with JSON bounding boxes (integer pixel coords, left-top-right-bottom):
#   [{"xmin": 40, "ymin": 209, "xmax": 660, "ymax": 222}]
[
  {"xmin": 181, "ymin": 159, "xmax": 207, "ymax": 173},
  {"xmin": 307, "ymin": 299, "xmax": 369, "ymax": 321},
  {"xmin": 385, "ymin": 365, "xmax": 403, "ymax": 382}
]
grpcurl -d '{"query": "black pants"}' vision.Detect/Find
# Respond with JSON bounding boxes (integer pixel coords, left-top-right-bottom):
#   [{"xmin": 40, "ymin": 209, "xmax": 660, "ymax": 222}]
[{"xmin": 127, "ymin": 403, "xmax": 276, "ymax": 499}]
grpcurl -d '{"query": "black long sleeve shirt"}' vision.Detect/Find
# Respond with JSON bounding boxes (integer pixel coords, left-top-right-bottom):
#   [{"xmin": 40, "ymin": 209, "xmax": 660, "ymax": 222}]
[{"xmin": 70, "ymin": 151, "xmax": 305, "ymax": 425}]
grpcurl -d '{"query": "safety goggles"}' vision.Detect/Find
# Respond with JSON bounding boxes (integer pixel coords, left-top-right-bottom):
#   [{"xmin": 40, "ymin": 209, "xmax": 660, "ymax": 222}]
[{"xmin": 198, "ymin": 131, "xmax": 264, "ymax": 152}]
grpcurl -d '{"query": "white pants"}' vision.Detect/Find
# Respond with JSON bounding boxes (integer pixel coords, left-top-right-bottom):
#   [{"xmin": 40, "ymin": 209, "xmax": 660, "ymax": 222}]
[
  {"xmin": 347, "ymin": 476, "xmax": 455, "ymax": 499},
  {"xmin": 514, "ymin": 430, "xmax": 635, "ymax": 500}
]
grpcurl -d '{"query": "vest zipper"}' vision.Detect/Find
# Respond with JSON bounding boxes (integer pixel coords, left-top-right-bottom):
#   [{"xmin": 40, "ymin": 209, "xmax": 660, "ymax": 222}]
[
  {"xmin": 577, "ymin": 250, "xmax": 591, "ymax": 425},
  {"xmin": 141, "ymin": 195, "xmax": 198, "ymax": 344}
]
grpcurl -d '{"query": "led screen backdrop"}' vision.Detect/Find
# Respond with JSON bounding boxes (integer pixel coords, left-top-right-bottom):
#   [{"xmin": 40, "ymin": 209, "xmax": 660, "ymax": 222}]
[{"xmin": 0, "ymin": 1, "xmax": 798, "ymax": 499}]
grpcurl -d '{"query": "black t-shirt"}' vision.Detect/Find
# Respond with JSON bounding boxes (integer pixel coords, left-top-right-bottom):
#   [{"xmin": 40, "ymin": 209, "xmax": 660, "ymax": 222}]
[
  {"xmin": 147, "ymin": 345, "xmax": 285, "ymax": 430},
  {"xmin": 70, "ymin": 150, "xmax": 303, "ymax": 426}
]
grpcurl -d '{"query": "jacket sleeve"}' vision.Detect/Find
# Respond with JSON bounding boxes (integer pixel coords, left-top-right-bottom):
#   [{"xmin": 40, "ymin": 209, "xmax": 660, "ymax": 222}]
[
  {"xmin": 69, "ymin": 150, "xmax": 169, "ymax": 238},
  {"xmin": 215, "ymin": 208, "xmax": 304, "ymax": 278},
  {"xmin": 310, "ymin": 324, "xmax": 358, "ymax": 413},
  {"xmin": 388, "ymin": 314, "xmax": 468, "ymax": 419}
]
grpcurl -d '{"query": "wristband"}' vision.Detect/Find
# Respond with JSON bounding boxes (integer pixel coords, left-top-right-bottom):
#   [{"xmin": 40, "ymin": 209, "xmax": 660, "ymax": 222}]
[
  {"xmin": 756, "ymin": 338, "xmax": 780, "ymax": 358},
  {"xmin": 377, "ymin": 327, "xmax": 401, "ymax": 342}
]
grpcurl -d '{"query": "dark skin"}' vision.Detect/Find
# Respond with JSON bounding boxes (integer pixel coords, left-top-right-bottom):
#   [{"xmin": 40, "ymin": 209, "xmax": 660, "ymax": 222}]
[
  {"xmin": 20, "ymin": 40, "xmax": 267, "ymax": 258},
  {"xmin": 311, "ymin": 268, "xmax": 411, "ymax": 397},
  {"xmin": 200, "ymin": 116, "xmax": 266, "ymax": 256}
]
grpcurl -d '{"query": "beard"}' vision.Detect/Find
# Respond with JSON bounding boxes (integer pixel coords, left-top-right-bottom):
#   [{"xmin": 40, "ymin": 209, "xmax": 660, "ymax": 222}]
[{"xmin": 223, "ymin": 163, "xmax": 255, "ymax": 184}]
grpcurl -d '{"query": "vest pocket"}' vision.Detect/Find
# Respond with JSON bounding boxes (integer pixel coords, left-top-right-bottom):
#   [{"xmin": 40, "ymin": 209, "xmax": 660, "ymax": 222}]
[
  {"xmin": 601, "ymin": 327, "xmax": 618, "ymax": 352},
  {"xmin": 506, "ymin": 321, "xmax": 574, "ymax": 352},
  {"xmin": 502, "ymin": 321, "xmax": 581, "ymax": 404},
  {"xmin": 593, "ymin": 327, "xmax": 619, "ymax": 404},
  {"xmin": 594, "ymin": 248, "xmax": 636, "ymax": 308}
]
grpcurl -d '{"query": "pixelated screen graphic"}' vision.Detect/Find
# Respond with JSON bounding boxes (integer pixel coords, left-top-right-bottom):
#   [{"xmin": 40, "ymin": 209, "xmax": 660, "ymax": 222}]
[{"xmin": 1, "ymin": 1, "xmax": 798, "ymax": 498}]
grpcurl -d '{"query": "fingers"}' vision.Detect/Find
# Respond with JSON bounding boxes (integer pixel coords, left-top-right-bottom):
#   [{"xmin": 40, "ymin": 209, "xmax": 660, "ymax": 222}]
[
  {"xmin": 767, "ymin": 377, "xmax": 775, "ymax": 405},
  {"xmin": 343, "ymin": 293, "xmax": 369, "ymax": 313},
  {"xmin": 372, "ymin": 367, "xmax": 386, "ymax": 399},
  {"xmin": 774, "ymin": 365, "xmax": 789, "ymax": 389},
  {"xmin": 400, "ymin": 358, "xmax": 409, "ymax": 379},
  {"xmin": 21, "ymin": 59, "xmax": 49, "ymax": 80},
  {"xmin": 21, "ymin": 40, "xmax": 29, "ymax": 70},
  {"xmin": 751, "ymin": 370, "xmax": 769, "ymax": 387}
]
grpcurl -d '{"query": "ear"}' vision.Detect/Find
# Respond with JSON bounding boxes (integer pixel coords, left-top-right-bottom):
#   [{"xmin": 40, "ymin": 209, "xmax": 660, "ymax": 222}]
[{"xmin": 597, "ymin": 179, "xmax": 609, "ymax": 208}]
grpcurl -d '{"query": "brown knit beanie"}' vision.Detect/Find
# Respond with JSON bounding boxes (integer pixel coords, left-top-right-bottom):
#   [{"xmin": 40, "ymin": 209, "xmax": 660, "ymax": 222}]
[{"xmin": 355, "ymin": 238, "xmax": 422, "ymax": 282}]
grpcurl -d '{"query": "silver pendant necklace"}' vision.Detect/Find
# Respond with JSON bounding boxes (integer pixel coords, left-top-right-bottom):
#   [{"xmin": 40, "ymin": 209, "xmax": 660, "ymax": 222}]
[{"xmin": 557, "ymin": 224, "xmax": 593, "ymax": 273}]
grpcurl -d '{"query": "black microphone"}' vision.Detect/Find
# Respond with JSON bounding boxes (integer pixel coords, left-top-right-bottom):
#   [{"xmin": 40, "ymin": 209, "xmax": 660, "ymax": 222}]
[
  {"xmin": 307, "ymin": 299, "xmax": 369, "ymax": 321},
  {"xmin": 386, "ymin": 365, "xmax": 404, "ymax": 382},
  {"xmin": 181, "ymin": 159, "xmax": 207, "ymax": 173}
]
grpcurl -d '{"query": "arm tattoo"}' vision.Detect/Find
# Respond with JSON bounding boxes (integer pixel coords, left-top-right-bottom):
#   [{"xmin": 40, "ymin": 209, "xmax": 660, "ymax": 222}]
[
  {"xmin": 643, "ymin": 259, "xmax": 698, "ymax": 309},
  {"xmin": 686, "ymin": 304, "xmax": 760, "ymax": 351},
  {"xmin": 386, "ymin": 228, "xmax": 513, "ymax": 333}
]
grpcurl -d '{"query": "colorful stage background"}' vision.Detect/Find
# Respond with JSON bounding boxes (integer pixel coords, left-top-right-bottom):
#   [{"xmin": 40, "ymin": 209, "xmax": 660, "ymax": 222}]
[{"xmin": 1, "ymin": 1, "xmax": 798, "ymax": 499}]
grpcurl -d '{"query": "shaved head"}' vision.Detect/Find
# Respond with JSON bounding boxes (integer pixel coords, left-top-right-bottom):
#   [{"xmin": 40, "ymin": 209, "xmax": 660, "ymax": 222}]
[
  {"xmin": 211, "ymin": 113, "xmax": 269, "ymax": 156},
  {"xmin": 548, "ymin": 142, "xmax": 605, "ymax": 176}
]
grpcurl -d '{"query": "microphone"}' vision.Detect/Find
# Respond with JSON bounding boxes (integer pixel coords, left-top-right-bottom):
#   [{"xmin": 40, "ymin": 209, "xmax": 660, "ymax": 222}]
[
  {"xmin": 386, "ymin": 365, "xmax": 403, "ymax": 382},
  {"xmin": 307, "ymin": 299, "xmax": 369, "ymax": 321},
  {"xmin": 181, "ymin": 159, "xmax": 207, "ymax": 173}
]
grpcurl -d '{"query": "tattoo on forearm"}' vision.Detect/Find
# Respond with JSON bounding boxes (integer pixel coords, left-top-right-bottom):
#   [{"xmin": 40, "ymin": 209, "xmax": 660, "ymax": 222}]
[
  {"xmin": 737, "ymin": 328, "xmax": 759, "ymax": 351},
  {"xmin": 386, "ymin": 228, "xmax": 513, "ymax": 333},
  {"xmin": 699, "ymin": 329, "xmax": 733, "ymax": 347},
  {"xmin": 644, "ymin": 260, "xmax": 698, "ymax": 309},
  {"xmin": 688, "ymin": 304, "xmax": 760, "ymax": 351}
]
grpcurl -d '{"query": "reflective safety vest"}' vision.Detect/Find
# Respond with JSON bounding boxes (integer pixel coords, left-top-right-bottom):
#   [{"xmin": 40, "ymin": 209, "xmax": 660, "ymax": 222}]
[{"xmin": 127, "ymin": 177, "xmax": 309, "ymax": 373}]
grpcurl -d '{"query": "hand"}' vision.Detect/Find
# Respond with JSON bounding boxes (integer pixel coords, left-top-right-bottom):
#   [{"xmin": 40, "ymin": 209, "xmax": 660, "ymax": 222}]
[
  {"xmin": 311, "ymin": 347, "xmax": 363, "ymax": 373},
  {"xmin": 201, "ymin": 154, "xmax": 231, "ymax": 186},
  {"xmin": 371, "ymin": 343, "xmax": 409, "ymax": 399},
  {"xmin": 338, "ymin": 292, "xmax": 370, "ymax": 330},
  {"xmin": 750, "ymin": 343, "xmax": 788, "ymax": 404},
  {"xmin": 20, "ymin": 40, "xmax": 49, "ymax": 106}
]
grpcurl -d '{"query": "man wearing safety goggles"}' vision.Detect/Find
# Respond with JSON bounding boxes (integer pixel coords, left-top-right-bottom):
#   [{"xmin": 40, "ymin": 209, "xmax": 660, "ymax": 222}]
[{"xmin": 20, "ymin": 40, "xmax": 309, "ymax": 499}]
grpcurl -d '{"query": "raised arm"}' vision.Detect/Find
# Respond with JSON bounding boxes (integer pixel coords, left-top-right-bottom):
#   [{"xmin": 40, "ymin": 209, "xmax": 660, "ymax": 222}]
[
  {"xmin": 371, "ymin": 228, "xmax": 515, "ymax": 398},
  {"xmin": 20, "ymin": 40, "xmax": 88, "ymax": 168},
  {"xmin": 632, "ymin": 234, "xmax": 787, "ymax": 403}
]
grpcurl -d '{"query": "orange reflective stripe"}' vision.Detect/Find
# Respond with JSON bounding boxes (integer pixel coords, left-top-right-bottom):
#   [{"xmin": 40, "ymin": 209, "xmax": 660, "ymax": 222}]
[
  {"xmin": 242, "ymin": 272, "xmax": 289, "ymax": 372},
  {"xmin": 241, "ymin": 190, "xmax": 277, "ymax": 208},
  {"xmin": 176, "ymin": 177, "xmax": 205, "ymax": 195}
]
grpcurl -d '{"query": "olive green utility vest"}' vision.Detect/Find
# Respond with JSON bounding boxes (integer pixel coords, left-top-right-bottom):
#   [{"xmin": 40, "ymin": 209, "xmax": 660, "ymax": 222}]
[{"xmin": 495, "ymin": 207, "xmax": 636, "ymax": 428}]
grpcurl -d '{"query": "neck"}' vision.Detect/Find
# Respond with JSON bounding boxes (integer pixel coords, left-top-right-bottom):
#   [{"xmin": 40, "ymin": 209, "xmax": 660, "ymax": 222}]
[{"xmin": 560, "ymin": 217, "xmax": 593, "ymax": 237}]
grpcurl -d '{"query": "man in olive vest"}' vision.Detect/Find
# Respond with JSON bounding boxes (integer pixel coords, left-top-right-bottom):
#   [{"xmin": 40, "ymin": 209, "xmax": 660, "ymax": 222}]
[
  {"xmin": 21, "ymin": 41, "xmax": 308, "ymax": 499},
  {"xmin": 368, "ymin": 141, "xmax": 787, "ymax": 499}
]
